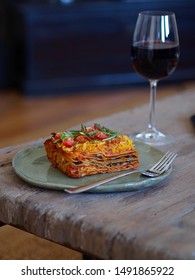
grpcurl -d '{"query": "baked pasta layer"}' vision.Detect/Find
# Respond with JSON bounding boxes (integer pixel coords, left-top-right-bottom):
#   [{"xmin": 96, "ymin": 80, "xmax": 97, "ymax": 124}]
[{"xmin": 44, "ymin": 124, "xmax": 139, "ymax": 178}]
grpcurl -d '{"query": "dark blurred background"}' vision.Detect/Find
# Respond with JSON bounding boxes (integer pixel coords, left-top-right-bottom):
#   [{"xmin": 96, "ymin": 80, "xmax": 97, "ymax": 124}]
[{"xmin": 0, "ymin": 0, "xmax": 195, "ymax": 96}]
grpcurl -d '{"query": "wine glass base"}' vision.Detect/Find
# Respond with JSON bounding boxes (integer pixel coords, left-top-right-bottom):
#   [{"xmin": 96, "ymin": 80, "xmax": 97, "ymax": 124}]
[{"xmin": 131, "ymin": 130, "xmax": 174, "ymax": 146}]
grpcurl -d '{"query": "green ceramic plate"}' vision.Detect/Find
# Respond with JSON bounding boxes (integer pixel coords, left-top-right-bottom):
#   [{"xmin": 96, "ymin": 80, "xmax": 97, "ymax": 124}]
[{"xmin": 12, "ymin": 142, "xmax": 172, "ymax": 193}]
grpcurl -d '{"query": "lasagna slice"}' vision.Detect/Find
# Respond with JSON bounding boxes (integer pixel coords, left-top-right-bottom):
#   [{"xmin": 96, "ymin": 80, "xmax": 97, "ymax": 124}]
[{"xmin": 44, "ymin": 123, "xmax": 139, "ymax": 178}]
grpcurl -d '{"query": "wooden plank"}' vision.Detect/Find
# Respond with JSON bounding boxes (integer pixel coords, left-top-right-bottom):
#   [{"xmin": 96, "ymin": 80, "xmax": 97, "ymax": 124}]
[{"xmin": 0, "ymin": 89, "xmax": 195, "ymax": 259}]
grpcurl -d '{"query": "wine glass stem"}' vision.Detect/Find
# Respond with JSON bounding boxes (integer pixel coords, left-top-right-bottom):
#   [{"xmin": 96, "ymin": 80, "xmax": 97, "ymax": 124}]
[{"xmin": 148, "ymin": 80, "xmax": 158, "ymax": 133}]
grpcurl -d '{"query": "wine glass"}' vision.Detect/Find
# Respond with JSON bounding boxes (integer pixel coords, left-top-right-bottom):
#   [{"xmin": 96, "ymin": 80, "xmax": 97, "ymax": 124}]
[{"xmin": 131, "ymin": 11, "xmax": 180, "ymax": 145}]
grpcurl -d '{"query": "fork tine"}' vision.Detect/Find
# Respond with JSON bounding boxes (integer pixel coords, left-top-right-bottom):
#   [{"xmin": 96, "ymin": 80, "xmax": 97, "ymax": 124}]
[
  {"xmin": 154, "ymin": 152, "xmax": 176, "ymax": 171},
  {"xmin": 157, "ymin": 153, "xmax": 177, "ymax": 173},
  {"xmin": 149, "ymin": 151, "xmax": 172, "ymax": 171},
  {"xmin": 156, "ymin": 152, "xmax": 177, "ymax": 172}
]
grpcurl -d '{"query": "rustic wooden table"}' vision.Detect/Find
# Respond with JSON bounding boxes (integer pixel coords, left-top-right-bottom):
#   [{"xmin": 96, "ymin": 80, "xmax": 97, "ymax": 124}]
[{"xmin": 0, "ymin": 89, "xmax": 195, "ymax": 259}]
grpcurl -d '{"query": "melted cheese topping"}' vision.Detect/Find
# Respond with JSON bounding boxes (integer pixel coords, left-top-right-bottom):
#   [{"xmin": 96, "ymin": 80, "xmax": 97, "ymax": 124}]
[{"xmin": 54, "ymin": 135, "xmax": 135, "ymax": 156}]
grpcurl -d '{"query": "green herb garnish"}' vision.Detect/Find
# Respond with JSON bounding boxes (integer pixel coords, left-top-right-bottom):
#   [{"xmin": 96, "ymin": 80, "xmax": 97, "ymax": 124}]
[{"xmin": 52, "ymin": 123, "xmax": 118, "ymax": 143}]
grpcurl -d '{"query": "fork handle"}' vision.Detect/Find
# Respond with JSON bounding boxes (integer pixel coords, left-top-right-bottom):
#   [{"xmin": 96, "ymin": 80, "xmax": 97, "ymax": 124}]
[{"xmin": 64, "ymin": 170, "xmax": 138, "ymax": 194}]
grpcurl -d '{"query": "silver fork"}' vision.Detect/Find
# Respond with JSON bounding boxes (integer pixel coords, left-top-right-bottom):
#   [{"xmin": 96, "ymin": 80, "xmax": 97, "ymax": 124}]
[{"xmin": 64, "ymin": 151, "xmax": 177, "ymax": 194}]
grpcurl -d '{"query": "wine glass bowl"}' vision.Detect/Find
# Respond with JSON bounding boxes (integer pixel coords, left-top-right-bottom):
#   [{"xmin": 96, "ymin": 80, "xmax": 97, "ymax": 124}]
[{"xmin": 131, "ymin": 11, "xmax": 180, "ymax": 146}]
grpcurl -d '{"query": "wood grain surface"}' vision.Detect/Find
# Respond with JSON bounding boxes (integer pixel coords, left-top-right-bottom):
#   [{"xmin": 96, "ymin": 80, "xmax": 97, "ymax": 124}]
[
  {"xmin": 0, "ymin": 82, "xmax": 195, "ymax": 259},
  {"xmin": 0, "ymin": 83, "xmax": 195, "ymax": 259}
]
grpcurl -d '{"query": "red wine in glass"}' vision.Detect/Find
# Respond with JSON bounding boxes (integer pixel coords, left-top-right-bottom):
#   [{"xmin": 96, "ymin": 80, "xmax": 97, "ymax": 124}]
[
  {"xmin": 131, "ymin": 11, "xmax": 180, "ymax": 146},
  {"xmin": 131, "ymin": 41, "xmax": 179, "ymax": 80}
]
